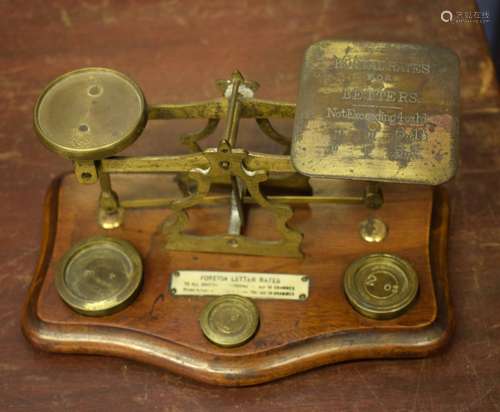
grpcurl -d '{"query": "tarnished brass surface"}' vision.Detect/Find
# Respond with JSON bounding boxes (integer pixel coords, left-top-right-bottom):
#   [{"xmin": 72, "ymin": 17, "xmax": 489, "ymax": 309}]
[
  {"xmin": 199, "ymin": 295, "xmax": 259, "ymax": 347},
  {"xmin": 55, "ymin": 236, "xmax": 143, "ymax": 316},
  {"xmin": 292, "ymin": 40, "xmax": 460, "ymax": 185},
  {"xmin": 97, "ymin": 163, "xmax": 123, "ymax": 229},
  {"xmin": 34, "ymin": 68, "xmax": 147, "ymax": 160},
  {"xmin": 162, "ymin": 141, "xmax": 303, "ymax": 258},
  {"xmin": 359, "ymin": 217, "xmax": 387, "ymax": 242},
  {"xmin": 343, "ymin": 253, "xmax": 419, "ymax": 319}
]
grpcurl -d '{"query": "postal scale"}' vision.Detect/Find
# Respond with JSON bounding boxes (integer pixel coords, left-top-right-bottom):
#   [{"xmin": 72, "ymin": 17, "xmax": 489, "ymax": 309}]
[{"xmin": 22, "ymin": 40, "xmax": 459, "ymax": 386}]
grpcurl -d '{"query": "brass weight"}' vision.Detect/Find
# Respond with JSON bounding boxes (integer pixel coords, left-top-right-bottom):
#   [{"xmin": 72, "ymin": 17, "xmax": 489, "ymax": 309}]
[
  {"xmin": 343, "ymin": 253, "xmax": 419, "ymax": 319},
  {"xmin": 55, "ymin": 236, "xmax": 143, "ymax": 316},
  {"xmin": 200, "ymin": 295, "xmax": 260, "ymax": 347}
]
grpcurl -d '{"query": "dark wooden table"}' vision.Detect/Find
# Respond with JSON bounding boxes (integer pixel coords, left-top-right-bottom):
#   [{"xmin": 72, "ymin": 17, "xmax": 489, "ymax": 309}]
[{"xmin": 1, "ymin": 0, "xmax": 499, "ymax": 410}]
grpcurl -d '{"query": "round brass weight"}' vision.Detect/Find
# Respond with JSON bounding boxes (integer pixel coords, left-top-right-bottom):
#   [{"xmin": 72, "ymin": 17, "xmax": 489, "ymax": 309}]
[
  {"xmin": 359, "ymin": 217, "xmax": 387, "ymax": 243},
  {"xmin": 55, "ymin": 237, "xmax": 143, "ymax": 316},
  {"xmin": 343, "ymin": 253, "xmax": 419, "ymax": 320},
  {"xmin": 200, "ymin": 295, "xmax": 259, "ymax": 347},
  {"xmin": 34, "ymin": 67, "xmax": 147, "ymax": 160}
]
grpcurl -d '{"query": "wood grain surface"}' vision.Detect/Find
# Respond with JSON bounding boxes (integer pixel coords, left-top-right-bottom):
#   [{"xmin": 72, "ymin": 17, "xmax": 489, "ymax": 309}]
[
  {"xmin": 1, "ymin": 0, "xmax": 499, "ymax": 410},
  {"xmin": 22, "ymin": 175, "xmax": 450, "ymax": 386}
]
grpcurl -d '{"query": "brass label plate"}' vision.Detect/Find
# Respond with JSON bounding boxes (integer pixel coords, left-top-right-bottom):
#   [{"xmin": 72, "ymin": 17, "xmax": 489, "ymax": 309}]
[
  {"xmin": 292, "ymin": 40, "xmax": 460, "ymax": 185},
  {"xmin": 170, "ymin": 270, "xmax": 309, "ymax": 300}
]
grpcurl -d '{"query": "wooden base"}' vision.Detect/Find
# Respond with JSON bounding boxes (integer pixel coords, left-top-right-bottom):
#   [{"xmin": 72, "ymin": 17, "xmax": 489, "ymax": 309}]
[{"xmin": 22, "ymin": 174, "xmax": 453, "ymax": 386}]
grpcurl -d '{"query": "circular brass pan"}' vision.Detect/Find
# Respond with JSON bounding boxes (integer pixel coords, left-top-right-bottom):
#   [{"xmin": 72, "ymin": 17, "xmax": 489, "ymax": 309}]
[
  {"xmin": 55, "ymin": 236, "xmax": 143, "ymax": 316},
  {"xmin": 343, "ymin": 253, "xmax": 418, "ymax": 320},
  {"xmin": 34, "ymin": 67, "xmax": 147, "ymax": 160},
  {"xmin": 200, "ymin": 295, "xmax": 259, "ymax": 347}
]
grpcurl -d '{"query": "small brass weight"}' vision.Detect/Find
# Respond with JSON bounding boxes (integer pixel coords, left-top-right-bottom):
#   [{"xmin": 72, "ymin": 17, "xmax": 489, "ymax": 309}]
[{"xmin": 27, "ymin": 40, "xmax": 459, "ymax": 379}]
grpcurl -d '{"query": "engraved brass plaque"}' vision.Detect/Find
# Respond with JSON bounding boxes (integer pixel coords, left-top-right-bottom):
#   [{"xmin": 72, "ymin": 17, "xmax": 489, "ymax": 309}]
[
  {"xmin": 170, "ymin": 270, "xmax": 309, "ymax": 300},
  {"xmin": 292, "ymin": 40, "xmax": 460, "ymax": 185}
]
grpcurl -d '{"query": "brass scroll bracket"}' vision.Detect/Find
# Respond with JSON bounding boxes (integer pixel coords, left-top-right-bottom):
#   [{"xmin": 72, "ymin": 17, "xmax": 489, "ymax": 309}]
[{"xmin": 162, "ymin": 140, "xmax": 304, "ymax": 258}]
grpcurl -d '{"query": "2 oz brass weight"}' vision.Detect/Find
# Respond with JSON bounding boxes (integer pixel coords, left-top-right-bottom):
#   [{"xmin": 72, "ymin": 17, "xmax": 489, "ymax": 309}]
[{"xmin": 343, "ymin": 253, "xmax": 419, "ymax": 320}]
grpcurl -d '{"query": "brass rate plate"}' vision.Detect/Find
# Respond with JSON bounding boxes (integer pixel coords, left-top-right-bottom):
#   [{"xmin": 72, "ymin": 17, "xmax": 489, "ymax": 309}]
[
  {"xmin": 292, "ymin": 40, "xmax": 460, "ymax": 185},
  {"xmin": 55, "ymin": 236, "xmax": 143, "ymax": 316},
  {"xmin": 34, "ymin": 67, "xmax": 147, "ymax": 160}
]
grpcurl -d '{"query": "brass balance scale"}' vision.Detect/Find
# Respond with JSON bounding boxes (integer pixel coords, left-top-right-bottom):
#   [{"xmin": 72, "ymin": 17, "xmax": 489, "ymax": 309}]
[{"xmin": 22, "ymin": 40, "xmax": 459, "ymax": 386}]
